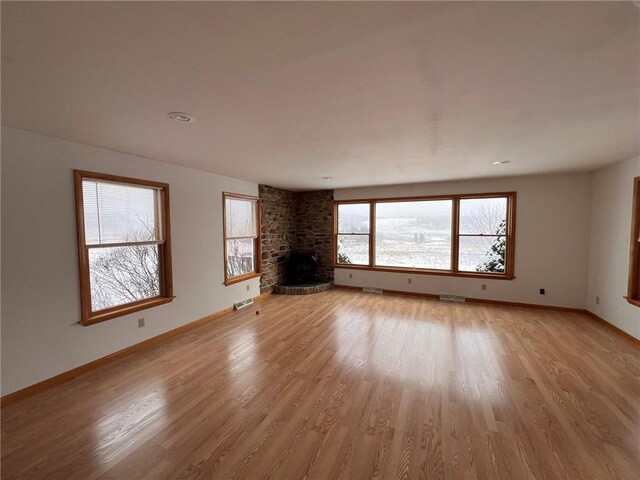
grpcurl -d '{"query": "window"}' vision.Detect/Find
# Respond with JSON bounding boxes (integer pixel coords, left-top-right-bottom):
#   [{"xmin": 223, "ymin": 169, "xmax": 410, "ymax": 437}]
[
  {"xmin": 335, "ymin": 203, "xmax": 371, "ymax": 266},
  {"xmin": 627, "ymin": 177, "xmax": 640, "ymax": 307},
  {"xmin": 223, "ymin": 192, "xmax": 261, "ymax": 284},
  {"xmin": 376, "ymin": 200, "xmax": 452, "ymax": 270},
  {"xmin": 333, "ymin": 192, "xmax": 516, "ymax": 279},
  {"xmin": 458, "ymin": 196, "xmax": 508, "ymax": 273},
  {"xmin": 74, "ymin": 171, "xmax": 173, "ymax": 326}
]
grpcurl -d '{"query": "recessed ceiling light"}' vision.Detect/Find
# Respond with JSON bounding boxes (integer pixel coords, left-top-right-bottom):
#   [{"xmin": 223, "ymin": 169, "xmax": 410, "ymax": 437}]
[
  {"xmin": 168, "ymin": 112, "xmax": 196, "ymax": 123},
  {"xmin": 492, "ymin": 161, "xmax": 511, "ymax": 165}
]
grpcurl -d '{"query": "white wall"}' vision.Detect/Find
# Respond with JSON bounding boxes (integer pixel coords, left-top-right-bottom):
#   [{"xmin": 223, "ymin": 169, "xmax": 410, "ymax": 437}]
[
  {"xmin": 586, "ymin": 156, "xmax": 640, "ymax": 339},
  {"xmin": 334, "ymin": 173, "xmax": 592, "ymax": 309},
  {"xmin": 1, "ymin": 127, "xmax": 261, "ymax": 395}
]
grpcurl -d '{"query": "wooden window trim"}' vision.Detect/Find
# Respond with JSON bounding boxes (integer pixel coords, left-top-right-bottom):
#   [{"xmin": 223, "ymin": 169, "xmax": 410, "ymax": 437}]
[
  {"xmin": 334, "ymin": 201, "xmax": 372, "ymax": 267},
  {"xmin": 626, "ymin": 177, "xmax": 640, "ymax": 307},
  {"xmin": 333, "ymin": 191, "xmax": 516, "ymax": 280},
  {"xmin": 224, "ymin": 271, "xmax": 262, "ymax": 286},
  {"xmin": 74, "ymin": 170, "xmax": 174, "ymax": 326},
  {"xmin": 223, "ymin": 192, "xmax": 262, "ymax": 286}
]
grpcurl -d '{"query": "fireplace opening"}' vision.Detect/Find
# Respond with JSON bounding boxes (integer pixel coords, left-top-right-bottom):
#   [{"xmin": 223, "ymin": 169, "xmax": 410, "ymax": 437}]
[
  {"xmin": 286, "ymin": 251, "xmax": 319, "ymax": 285},
  {"xmin": 274, "ymin": 250, "xmax": 334, "ymax": 295}
]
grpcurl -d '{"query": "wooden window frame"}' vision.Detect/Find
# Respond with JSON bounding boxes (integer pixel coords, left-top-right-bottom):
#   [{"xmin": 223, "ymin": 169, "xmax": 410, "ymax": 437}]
[
  {"xmin": 333, "ymin": 192, "xmax": 516, "ymax": 280},
  {"xmin": 335, "ymin": 202, "xmax": 372, "ymax": 267},
  {"xmin": 626, "ymin": 177, "xmax": 640, "ymax": 308},
  {"xmin": 223, "ymin": 192, "xmax": 262, "ymax": 286},
  {"xmin": 74, "ymin": 170, "xmax": 174, "ymax": 326}
]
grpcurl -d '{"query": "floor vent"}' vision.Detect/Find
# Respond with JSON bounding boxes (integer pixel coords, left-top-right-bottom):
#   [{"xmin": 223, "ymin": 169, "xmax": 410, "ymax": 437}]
[
  {"xmin": 439, "ymin": 294, "xmax": 466, "ymax": 302},
  {"xmin": 234, "ymin": 298, "xmax": 254, "ymax": 310},
  {"xmin": 363, "ymin": 286, "xmax": 384, "ymax": 294}
]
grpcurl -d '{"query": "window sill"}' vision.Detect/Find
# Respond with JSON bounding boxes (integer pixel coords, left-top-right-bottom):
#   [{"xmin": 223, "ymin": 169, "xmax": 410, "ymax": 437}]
[
  {"xmin": 624, "ymin": 296, "xmax": 640, "ymax": 308},
  {"xmin": 81, "ymin": 296, "xmax": 175, "ymax": 326},
  {"xmin": 333, "ymin": 264, "xmax": 515, "ymax": 281},
  {"xmin": 224, "ymin": 272, "xmax": 261, "ymax": 286}
]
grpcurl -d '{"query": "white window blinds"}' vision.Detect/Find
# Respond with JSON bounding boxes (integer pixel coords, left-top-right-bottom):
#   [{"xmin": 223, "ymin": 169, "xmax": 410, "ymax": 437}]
[
  {"xmin": 224, "ymin": 197, "xmax": 257, "ymax": 238},
  {"xmin": 82, "ymin": 179, "xmax": 164, "ymax": 246}
]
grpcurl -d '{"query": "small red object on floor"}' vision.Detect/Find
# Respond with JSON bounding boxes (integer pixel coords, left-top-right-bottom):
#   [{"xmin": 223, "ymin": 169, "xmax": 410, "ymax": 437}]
[{"xmin": 256, "ymin": 310, "xmax": 260, "ymax": 315}]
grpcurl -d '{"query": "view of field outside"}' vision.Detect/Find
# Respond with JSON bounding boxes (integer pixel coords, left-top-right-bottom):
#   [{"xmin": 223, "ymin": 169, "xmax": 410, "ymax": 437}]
[
  {"xmin": 337, "ymin": 197, "xmax": 506, "ymax": 273},
  {"xmin": 376, "ymin": 200, "xmax": 452, "ymax": 270},
  {"xmin": 336, "ymin": 203, "xmax": 370, "ymax": 265}
]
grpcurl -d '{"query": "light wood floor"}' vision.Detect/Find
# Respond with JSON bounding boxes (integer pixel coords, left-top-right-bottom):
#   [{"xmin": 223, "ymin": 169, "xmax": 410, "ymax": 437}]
[{"xmin": 1, "ymin": 290, "xmax": 639, "ymax": 479}]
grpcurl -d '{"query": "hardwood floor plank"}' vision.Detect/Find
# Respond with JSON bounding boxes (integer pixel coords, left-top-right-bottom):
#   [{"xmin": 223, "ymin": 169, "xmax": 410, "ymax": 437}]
[{"xmin": 2, "ymin": 290, "xmax": 638, "ymax": 479}]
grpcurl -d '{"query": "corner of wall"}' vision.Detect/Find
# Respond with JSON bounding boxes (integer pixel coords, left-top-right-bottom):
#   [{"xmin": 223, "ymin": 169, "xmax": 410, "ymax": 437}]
[
  {"xmin": 258, "ymin": 185, "xmax": 334, "ymax": 292},
  {"xmin": 584, "ymin": 156, "xmax": 640, "ymax": 340}
]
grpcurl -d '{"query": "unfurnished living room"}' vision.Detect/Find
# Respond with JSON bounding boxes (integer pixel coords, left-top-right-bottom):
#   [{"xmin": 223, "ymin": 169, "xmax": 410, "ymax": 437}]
[{"xmin": 1, "ymin": 1, "xmax": 639, "ymax": 479}]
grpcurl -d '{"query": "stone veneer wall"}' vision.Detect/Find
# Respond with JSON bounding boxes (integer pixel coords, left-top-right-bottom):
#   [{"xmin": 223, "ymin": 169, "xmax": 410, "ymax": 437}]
[
  {"xmin": 295, "ymin": 190, "xmax": 334, "ymax": 284},
  {"xmin": 274, "ymin": 281, "xmax": 334, "ymax": 295},
  {"xmin": 259, "ymin": 186, "xmax": 334, "ymax": 293},
  {"xmin": 259, "ymin": 185, "xmax": 297, "ymax": 293}
]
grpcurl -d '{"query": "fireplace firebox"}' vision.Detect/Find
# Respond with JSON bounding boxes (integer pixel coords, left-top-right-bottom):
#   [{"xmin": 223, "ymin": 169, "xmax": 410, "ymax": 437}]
[
  {"xmin": 274, "ymin": 250, "xmax": 333, "ymax": 295},
  {"xmin": 286, "ymin": 251, "xmax": 319, "ymax": 285}
]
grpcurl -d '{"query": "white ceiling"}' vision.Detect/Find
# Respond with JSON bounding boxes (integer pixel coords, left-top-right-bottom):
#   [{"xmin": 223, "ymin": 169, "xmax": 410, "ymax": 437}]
[{"xmin": 2, "ymin": 2, "xmax": 639, "ymax": 190}]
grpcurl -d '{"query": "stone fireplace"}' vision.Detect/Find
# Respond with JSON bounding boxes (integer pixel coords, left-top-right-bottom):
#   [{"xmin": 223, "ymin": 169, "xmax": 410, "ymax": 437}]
[{"xmin": 259, "ymin": 185, "xmax": 334, "ymax": 294}]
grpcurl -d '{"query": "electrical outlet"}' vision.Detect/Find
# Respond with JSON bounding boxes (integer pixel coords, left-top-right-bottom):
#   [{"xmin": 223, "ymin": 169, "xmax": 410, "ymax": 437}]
[
  {"xmin": 408, "ymin": 278, "xmax": 412, "ymax": 284},
  {"xmin": 481, "ymin": 284, "xmax": 487, "ymax": 291},
  {"xmin": 596, "ymin": 296, "xmax": 600, "ymax": 305},
  {"xmin": 349, "ymin": 273, "xmax": 353, "ymax": 279},
  {"xmin": 539, "ymin": 288, "xmax": 546, "ymax": 295},
  {"xmin": 138, "ymin": 318, "xmax": 145, "ymax": 328},
  {"xmin": 246, "ymin": 284, "xmax": 250, "ymax": 291}
]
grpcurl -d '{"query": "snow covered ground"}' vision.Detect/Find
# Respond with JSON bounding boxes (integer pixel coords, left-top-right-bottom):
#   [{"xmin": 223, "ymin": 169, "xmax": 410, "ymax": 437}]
[{"xmin": 338, "ymin": 217, "xmax": 503, "ymax": 272}]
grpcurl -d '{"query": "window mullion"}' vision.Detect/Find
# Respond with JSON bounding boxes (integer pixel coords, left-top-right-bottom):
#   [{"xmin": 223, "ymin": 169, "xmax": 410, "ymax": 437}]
[
  {"xmin": 86, "ymin": 240, "xmax": 164, "ymax": 249},
  {"xmin": 452, "ymin": 197, "xmax": 460, "ymax": 273},
  {"xmin": 370, "ymin": 201, "xmax": 376, "ymax": 267}
]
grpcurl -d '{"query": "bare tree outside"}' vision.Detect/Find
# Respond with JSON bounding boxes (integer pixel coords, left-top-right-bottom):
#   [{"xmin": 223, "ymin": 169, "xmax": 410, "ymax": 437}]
[
  {"xmin": 225, "ymin": 197, "xmax": 258, "ymax": 277},
  {"xmin": 226, "ymin": 238, "xmax": 254, "ymax": 277},
  {"xmin": 460, "ymin": 200, "xmax": 507, "ymax": 273},
  {"xmin": 460, "ymin": 203, "xmax": 505, "ymax": 234},
  {"xmin": 89, "ymin": 221, "xmax": 160, "ymax": 311}
]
